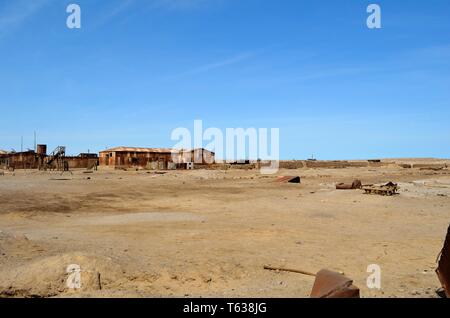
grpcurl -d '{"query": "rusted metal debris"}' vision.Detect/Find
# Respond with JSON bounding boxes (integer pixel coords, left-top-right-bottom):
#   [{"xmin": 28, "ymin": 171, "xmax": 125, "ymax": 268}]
[
  {"xmin": 276, "ymin": 176, "xmax": 301, "ymax": 184},
  {"xmin": 310, "ymin": 269, "xmax": 360, "ymax": 298},
  {"xmin": 336, "ymin": 179, "xmax": 362, "ymax": 190},
  {"xmin": 263, "ymin": 265, "xmax": 316, "ymax": 277},
  {"xmin": 362, "ymin": 182, "xmax": 398, "ymax": 196},
  {"xmin": 436, "ymin": 224, "xmax": 450, "ymax": 298},
  {"xmin": 264, "ymin": 265, "xmax": 359, "ymax": 298}
]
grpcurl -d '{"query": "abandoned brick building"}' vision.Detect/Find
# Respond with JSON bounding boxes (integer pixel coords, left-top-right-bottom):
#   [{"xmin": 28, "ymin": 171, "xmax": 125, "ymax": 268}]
[
  {"xmin": 0, "ymin": 145, "xmax": 98, "ymax": 170},
  {"xmin": 0, "ymin": 150, "xmax": 44, "ymax": 169},
  {"xmin": 98, "ymin": 147, "xmax": 215, "ymax": 169}
]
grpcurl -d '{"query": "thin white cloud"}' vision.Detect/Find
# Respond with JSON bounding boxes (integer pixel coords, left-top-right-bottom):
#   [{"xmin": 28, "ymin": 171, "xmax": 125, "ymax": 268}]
[
  {"xmin": 94, "ymin": 0, "xmax": 136, "ymax": 27},
  {"xmin": 0, "ymin": 0, "xmax": 50, "ymax": 38},
  {"xmin": 293, "ymin": 66, "xmax": 373, "ymax": 82},
  {"xmin": 165, "ymin": 52, "xmax": 257, "ymax": 80},
  {"xmin": 407, "ymin": 44, "xmax": 450, "ymax": 62},
  {"xmin": 151, "ymin": 0, "xmax": 214, "ymax": 11},
  {"xmin": 93, "ymin": 0, "xmax": 222, "ymax": 28}
]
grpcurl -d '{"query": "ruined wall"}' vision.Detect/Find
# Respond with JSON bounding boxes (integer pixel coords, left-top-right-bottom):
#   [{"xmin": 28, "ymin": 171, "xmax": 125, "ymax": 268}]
[
  {"xmin": 279, "ymin": 160, "xmax": 375, "ymax": 169},
  {"xmin": 279, "ymin": 161, "xmax": 305, "ymax": 169},
  {"xmin": 100, "ymin": 151, "xmax": 174, "ymax": 169},
  {"xmin": 5, "ymin": 152, "xmax": 40, "ymax": 169},
  {"xmin": 305, "ymin": 161, "xmax": 350, "ymax": 169},
  {"xmin": 413, "ymin": 163, "xmax": 448, "ymax": 169},
  {"xmin": 99, "ymin": 152, "xmax": 115, "ymax": 166},
  {"xmin": 198, "ymin": 150, "xmax": 215, "ymax": 164},
  {"xmin": 0, "ymin": 152, "xmax": 98, "ymax": 170},
  {"xmin": 176, "ymin": 150, "xmax": 215, "ymax": 165},
  {"xmin": 100, "ymin": 149, "xmax": 215, "ymax": 169},
  {"xmin": 0, "ymin": 155, "xmax": 8, "ymax": 169},
  {"xmin": 119, "ymin": 152, "xmax": 172, "ymax": 169},
  {"xmin": 64, "ymin": 157, "xmax": 98, "ymax": 169},
  {"xmin": 346, "ymin": 161, "xmax": 371, "ymax": 168}
]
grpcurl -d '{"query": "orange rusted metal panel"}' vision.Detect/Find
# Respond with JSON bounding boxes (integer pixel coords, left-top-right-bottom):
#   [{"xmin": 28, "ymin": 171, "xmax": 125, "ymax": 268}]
[
  {"xmin": 276, "ymin": 176, "xmax": 301, "ymax": 184},
  {"xmin": 310, "ymin": 269, "xmax": 360, "ymax": 298},
  {"xmin": 336, "ymin": 180, "xmax": 362, "ymax": 190}
]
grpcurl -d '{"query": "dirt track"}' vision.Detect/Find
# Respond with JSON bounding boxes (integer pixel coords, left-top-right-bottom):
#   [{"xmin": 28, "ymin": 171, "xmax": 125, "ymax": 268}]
[{"xmin": 1, "ymin": 160, "xmax": 450, "ymax": 298}]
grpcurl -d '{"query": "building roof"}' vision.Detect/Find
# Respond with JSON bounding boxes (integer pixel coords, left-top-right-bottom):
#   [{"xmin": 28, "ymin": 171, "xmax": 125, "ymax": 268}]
[
  {"xmin": 100, "ymin": 147, "xmax": 174, "ymax": 153},
  {"xmin": 99, "ymin": 147, "xmax": 214, "ymax": 154},
  {"xmin": 0, "ymin": 150, "xmax": 7, "ymax": 155}
]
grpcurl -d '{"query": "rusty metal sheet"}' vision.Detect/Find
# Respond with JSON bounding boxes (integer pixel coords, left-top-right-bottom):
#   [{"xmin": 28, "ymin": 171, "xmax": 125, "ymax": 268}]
[
  {"xmin": 336, "ymin": 180, "xmax": 362, "ymax": 190},
  {"xmin": 276, "ymin": 176, "xmax": 301, "ymax": 184},
  {"xmin": 362, "ymin": 182, "xmax": 398, "ymax": 196},
  {"xmin": 310, "ymin": 269, "xmax": 360, "ymax": 298},
  {"xmin": 436, "ymin": 224, "xmax": 450, "ymax": 298}
]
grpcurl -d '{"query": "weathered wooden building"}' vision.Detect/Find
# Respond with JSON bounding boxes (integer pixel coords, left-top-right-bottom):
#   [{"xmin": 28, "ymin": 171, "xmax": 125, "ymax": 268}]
[
  {"xmin": 0, "ymin": 145, "xmax": 98, "ymax": 170},
  {"xmin": 1, "ymin": 150, "xmax": 41, "ymax": 169},
  {"xmin": 177, "ymin": 149, "xmax": 215, "ymax": 165},
  {"xmin": 0, "ymin": 150, "xmax": 9, "ymax": 169},
  {"xmin": 64, "ymin": 156, "xmax": 99, "ymax": 169},
  {"xmin": 99, "ymin": 147, "xmax": 215, "ymax": 169}
]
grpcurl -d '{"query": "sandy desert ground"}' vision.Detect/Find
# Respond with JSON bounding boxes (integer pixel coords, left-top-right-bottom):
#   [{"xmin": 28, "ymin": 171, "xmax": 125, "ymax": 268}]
[{"xmin": 1, "ymin": 159, "xmax": 450, "ymax": 298}]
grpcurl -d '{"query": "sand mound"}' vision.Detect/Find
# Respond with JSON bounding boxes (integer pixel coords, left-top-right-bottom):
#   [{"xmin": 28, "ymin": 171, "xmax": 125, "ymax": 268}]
[
  {"xmin": 0, "ymin": 231, "xmax": 40, "ymax": 261},
  {"xmin": 0, "ymin": 252, "xmax": 123, "ymax": 298}
]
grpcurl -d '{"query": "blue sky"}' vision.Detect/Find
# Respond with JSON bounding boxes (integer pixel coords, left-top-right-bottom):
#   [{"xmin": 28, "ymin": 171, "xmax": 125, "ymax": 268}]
[{"xmin": 0, "ymin": 0, "xmax": 449, "ymax": 159}]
